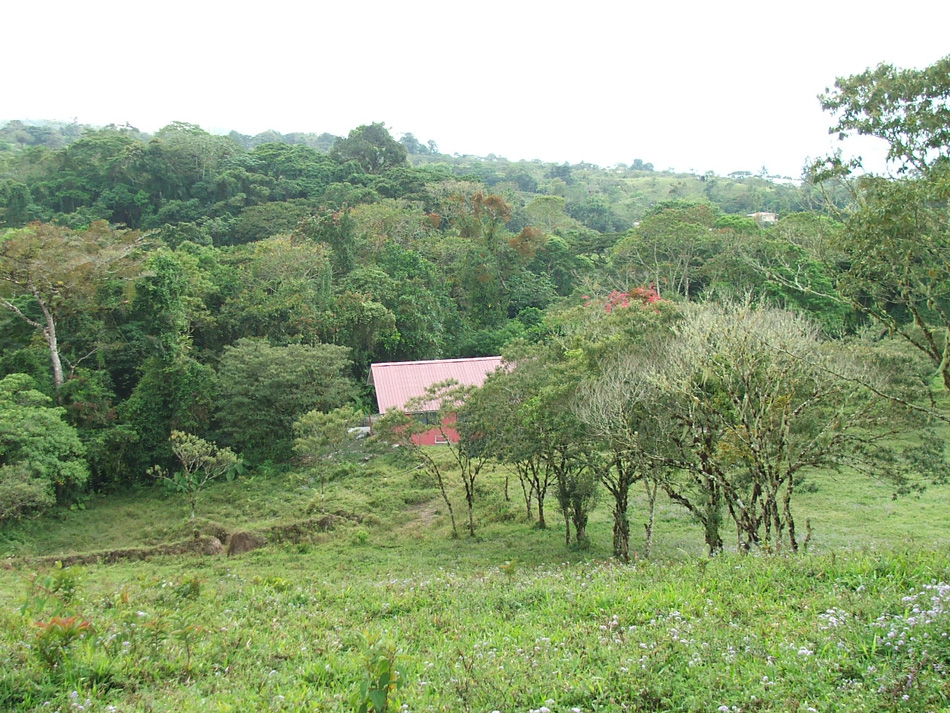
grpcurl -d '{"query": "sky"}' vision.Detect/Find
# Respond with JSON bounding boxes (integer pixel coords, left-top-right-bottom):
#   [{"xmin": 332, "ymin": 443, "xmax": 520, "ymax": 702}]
[{"xmin": 4, "ymin": 1, "xmax": 949, "ymax": 178}]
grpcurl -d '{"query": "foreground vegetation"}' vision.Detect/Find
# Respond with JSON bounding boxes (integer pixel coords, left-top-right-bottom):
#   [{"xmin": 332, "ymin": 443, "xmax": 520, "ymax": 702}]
[{"xmin": 2, "ymin": 449, "xmax": 950, "ymax": 712}]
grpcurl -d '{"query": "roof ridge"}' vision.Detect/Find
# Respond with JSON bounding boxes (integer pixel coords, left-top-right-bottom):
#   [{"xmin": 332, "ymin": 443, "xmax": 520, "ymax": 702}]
[{"xmin": 371, "ymin": 356, "xmax": 502, "ymax": 368}]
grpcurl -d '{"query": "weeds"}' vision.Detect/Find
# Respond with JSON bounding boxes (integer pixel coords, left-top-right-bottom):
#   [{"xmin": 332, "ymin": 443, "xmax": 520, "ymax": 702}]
[
  {"xmin": 352, "ymin": 632, "xmax": 408, "ymax": 713},
  {"xmin": 34, "ymin": 616, "xmax": 92, "ymax": 666},
  {"xmin": 0, "ymin": 450, "xmax": 948, "ymax": 711}
]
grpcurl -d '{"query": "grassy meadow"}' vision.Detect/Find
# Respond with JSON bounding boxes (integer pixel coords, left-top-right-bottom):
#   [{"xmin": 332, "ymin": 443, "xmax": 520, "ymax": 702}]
[{"xmin": 2, "ymin": 447, "xmax": 950, "ymax": 713}]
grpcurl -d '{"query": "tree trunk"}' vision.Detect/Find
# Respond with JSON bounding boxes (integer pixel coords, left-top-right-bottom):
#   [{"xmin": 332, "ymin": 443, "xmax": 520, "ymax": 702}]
[
  {"xmin": 643, "ymin": 479, "xmax": 658, "ymax": 560},
  {"xmin": 426, "ymin": 458, "xmax": 458, "ymax": 539},
  {"xmin": 29, "ymin": 289, "xmax": 65, "ymax": 393},
  {"xmin": 705, "ymin": 518, "xmax": 723, "ymax": 555},
  {"xmin": 574, "ymin": 518, "xmax": 588, "ymax": 544},
  {"xmin": 518, "ymin": 469, "xmax": 534, "ymax": 521},
  {"xmin": 467, "ymin": 488, "xmax": 476, "ymax": 538},
  {"xmin": 703, "ymin": 483, "xmax": 724, "ymax": 555},
  {"xmin": 571, "ymin": 499, "xmax": 589, "ymax": 545},
  {"xmin": 613, "ymin": 508, "xmax": 630, "ymax": 562},
  {"xmin": 784, "ymin": 478, "xmax": 798, "ymax": 552},
  {"xmin": 611, "ymin": 479, "xmax": 631, "ymax": 561}
]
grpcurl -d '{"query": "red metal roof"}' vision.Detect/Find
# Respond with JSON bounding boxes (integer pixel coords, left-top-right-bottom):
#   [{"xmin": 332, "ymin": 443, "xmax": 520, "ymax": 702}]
[{"xmin": 369, "ymin": 357, "xmax": 503, "ymax": 414}]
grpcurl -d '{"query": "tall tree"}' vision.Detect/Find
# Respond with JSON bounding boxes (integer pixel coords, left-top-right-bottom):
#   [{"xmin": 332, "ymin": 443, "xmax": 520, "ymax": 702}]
[
  {"xmin": 812, "ymin": 55, "xmax": 950, "ymax": 399},
  {"xmin": 568, "ymin": 290, "xmax": 672, "ymax": 560},
  {"xmin": 819, "ymin": 55, "xmax": 950, "ymax": 174},
  {"xmin": 611, "ymin": 201, "xmax": 722, "ymax": 299},
  {"xmin": 0, "ymin": 221, "xmax": 144, "ymax": 393},
  {"xmin": 330, "ymin": 123, "xmax": 408, "ymax": 175},
  {"xmin": 464, "ymin": 353, "xmax": 555, "ymax": 528}
]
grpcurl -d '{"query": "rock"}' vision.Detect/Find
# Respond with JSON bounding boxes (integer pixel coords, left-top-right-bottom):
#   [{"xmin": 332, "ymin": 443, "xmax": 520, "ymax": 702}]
[
  {"xmin": 227, "ymin": 531, "xmax": 268, "ymax": 556},
  {"xmin": 199, "ymin": 536, "xmax": 224, "ymax": 556}
]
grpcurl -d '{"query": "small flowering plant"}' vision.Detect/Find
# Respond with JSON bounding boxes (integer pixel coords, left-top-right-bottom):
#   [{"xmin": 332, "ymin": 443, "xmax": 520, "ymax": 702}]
[{"xmin": 874, "ymin": 582, "xmax": 950, "ymax": 661}]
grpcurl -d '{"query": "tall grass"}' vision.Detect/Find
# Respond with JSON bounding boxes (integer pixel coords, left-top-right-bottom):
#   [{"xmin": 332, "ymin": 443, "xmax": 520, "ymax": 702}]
[{"xmin": 1, "ymin": 449, "xmax": 949, "ymax": 711}]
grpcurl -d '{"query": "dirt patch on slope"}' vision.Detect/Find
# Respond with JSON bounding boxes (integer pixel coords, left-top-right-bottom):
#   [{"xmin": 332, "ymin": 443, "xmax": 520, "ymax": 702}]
[
  {"xmin": 23, "ymin": 535, "xmax": 225, "ymax": 568},
  {"xmin": 13, "ymin": 511, "xmax": 365, "ymax": 566}
]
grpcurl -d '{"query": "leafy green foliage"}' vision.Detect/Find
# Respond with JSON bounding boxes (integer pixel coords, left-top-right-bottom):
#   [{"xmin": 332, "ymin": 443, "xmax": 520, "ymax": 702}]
[
  {"xmin": 351, "ymin": 632, "xmax": 408, "ymax": 713},
  {"xmin": 120, "ymin": 356, "xmax": 218, "ymax": 480},
  {"xmin": 330, "ymin": 123, "xmax": 409, "ymax": 175},
  {"xmin": 216, "ymin": 339, "xmax": 356, "ymax": 462},
  {"xmin": 294, "ymin": 404, "xmax": 363, "ymax": 509},
  {"xmin": 580, "ymin": 301, "xmax": 935, "ymax": 554},
  {"xmin": 152, "ymin": 430, "xmax": 242, "ymax": 522},
  {"xmin": 820, "ymin": 54, "xmax": 950, "ymax": 172},
  {"xmin": 812, "ymin": 54, "xmax": 950, "ymax": 405},
  {"xmin": 0, "ymin": 221, "xmax": 144, "ymax": 390},
  {"xmin": 0, "ymin": 374, "xmax": 88, "ymax": 523},
  {"xmin": 612, "ymin": 200, "xmax": 722, "ymax": 299},
  {"xmin": 835, "ymin": 166, "xmax": 950, "ymax": 392},
  {"xmin": 293, "ymin": 405, "xmax": 362, "ymax": 464},
  {"xmin": 0, "ymin": 92, "xmax": 946, "ymax": 550}
]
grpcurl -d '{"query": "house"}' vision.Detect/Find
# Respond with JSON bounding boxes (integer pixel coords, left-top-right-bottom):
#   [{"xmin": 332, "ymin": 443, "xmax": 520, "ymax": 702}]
[
  {"xmin": 368, "ymin": 356, "xmax": 503, "ymax": 444},
  {"xmin": 747, "ymin": 211, "xmax": 778, "ymax": 226}
]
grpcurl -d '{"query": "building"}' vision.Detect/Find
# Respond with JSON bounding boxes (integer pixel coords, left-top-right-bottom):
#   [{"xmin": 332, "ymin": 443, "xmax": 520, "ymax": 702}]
[
  {"xmin": 368, "ymin": 356, "xmax": 503, "ymax": 444},
  {"xmin": 747, "ymin": 211, "xmax": 778, "ymax": 226}
]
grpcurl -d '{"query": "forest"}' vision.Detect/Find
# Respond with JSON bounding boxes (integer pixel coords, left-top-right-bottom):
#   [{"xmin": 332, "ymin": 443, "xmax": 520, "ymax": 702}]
[
  {"xmin": 1, "ymin": 54, "xmax": 949, "ymax": 557},
  {"xmin": 2, "ymin": 54, "xmax": 950, "ymax": 713}
]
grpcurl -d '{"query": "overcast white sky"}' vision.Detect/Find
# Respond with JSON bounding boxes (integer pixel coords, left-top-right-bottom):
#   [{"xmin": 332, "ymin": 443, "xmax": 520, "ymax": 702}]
[{"xmin": 4, "ymin": 1, "xmax": 948, "ymax": 178}]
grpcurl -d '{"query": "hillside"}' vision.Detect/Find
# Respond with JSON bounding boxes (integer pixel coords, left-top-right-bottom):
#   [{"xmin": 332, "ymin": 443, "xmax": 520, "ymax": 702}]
[
  {"xmin": 3, "ymin": 53, "xmax": 950, "ymax": 710},
  {"xmin": 2, "ymin": 448, "xmax": 949, "ymax": 712}
]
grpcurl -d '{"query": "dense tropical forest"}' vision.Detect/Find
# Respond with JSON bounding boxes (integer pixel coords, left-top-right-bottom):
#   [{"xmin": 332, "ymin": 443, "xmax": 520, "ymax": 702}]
[
  {"xmin": 2, "ymin": 54, "xmax": 950, "ymax": 548},
  {"xmin": 0, "ymin": 117, "xmax": 831, "ymax": 497},
  {"xmin": 1, "ymin": 54, "xmax": 950, "ymax": 713}
]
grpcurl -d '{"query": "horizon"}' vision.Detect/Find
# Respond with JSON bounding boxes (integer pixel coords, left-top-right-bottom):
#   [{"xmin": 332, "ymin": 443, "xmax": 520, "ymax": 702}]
[{"xmin": 4, "ymin": 1, "xmax": 949, "ymax": 178}]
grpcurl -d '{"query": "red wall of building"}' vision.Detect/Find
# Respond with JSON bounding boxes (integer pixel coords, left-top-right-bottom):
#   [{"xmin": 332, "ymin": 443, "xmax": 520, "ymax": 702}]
[
  {"xmin": 411, "ymin": 425, "xmax": 458, "ymax": 446},
  {"xmin": 409, "ymin": 412, "xmax": 459, "ymax": 445}
]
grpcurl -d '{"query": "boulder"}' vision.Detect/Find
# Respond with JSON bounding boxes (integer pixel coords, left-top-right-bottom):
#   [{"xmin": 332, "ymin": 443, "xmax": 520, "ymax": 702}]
[{"xmin": 227, "ymin": 531, "xmax": 268, "ymax": 556}]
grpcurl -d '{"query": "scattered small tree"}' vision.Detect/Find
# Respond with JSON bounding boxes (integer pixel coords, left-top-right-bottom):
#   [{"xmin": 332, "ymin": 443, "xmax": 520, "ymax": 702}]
[
  {"xmin": 465, "ymin": 356, "xmax": 554, "ymax": 528},
  {"xmin": 594, "ymin": 300, "xmax": 935, "ymax": 554},
  {"xmin": 293, "ymin": 404, "xmax": 362, "ymax": 508},
  {"xmin": 374, "ymin": 380, "xmax": 499, "ymax": 538},
  {"xmin": 151, "ymin": 430, "xmax": 242, "ymax": 522},
  {"xmin": 373, "ymin": 405, "xmax": 460, "ymax": 540}
]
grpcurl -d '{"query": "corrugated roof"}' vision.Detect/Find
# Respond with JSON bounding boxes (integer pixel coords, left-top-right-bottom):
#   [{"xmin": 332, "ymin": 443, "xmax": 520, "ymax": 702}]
[{"xmin": 369, "ymin": 356, "xmax": 504, "ymax": 414}]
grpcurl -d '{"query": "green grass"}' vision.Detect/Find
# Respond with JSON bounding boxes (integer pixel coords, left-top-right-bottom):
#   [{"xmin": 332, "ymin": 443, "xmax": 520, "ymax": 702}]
[{"xmin": 2, "ymin": 447, "xmax": 950, "ymax": 712}]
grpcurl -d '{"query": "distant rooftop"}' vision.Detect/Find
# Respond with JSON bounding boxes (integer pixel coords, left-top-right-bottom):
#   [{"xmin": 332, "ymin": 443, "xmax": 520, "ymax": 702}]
[{"xmin": 369, "ymin": 357, "xmax": 504, "ymax": 414}]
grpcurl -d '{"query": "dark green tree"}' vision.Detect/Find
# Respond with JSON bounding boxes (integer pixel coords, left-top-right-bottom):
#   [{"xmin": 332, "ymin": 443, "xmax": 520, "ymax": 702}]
[
  {"xmin": 330, "ymin": 123, "xmax": 408, "ymax": 175},
  {"xmin": 216, "ymin": 339, "xmax": 356, "ymax": 462},
  {"xmin": 0, "ymin": 180, "xmax": 34, "ymax": 227},
  {"xmin": 0, "ymin": 373, "xmax": 88, "ymax": 523}
]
